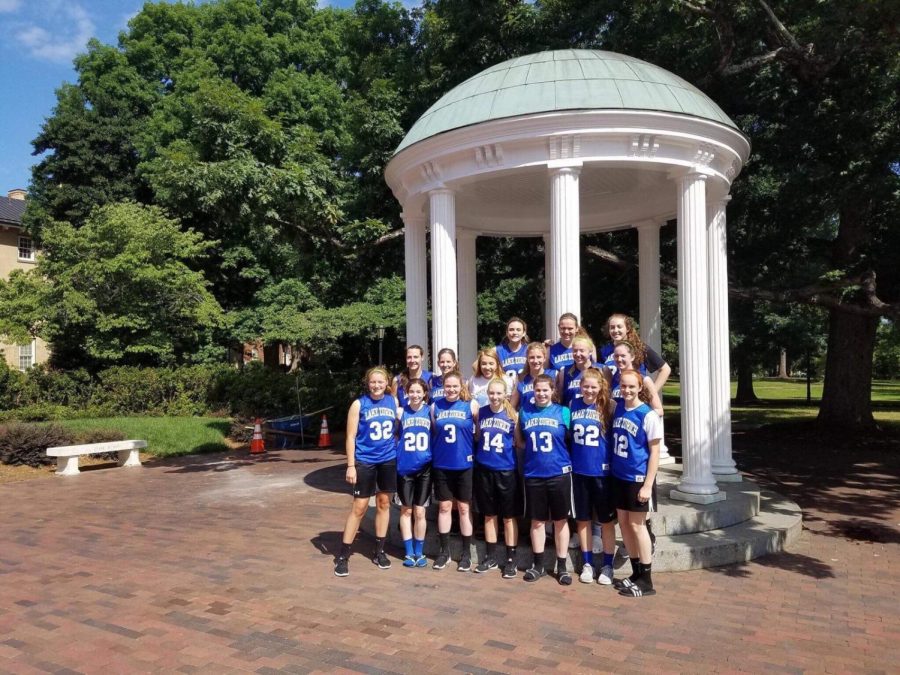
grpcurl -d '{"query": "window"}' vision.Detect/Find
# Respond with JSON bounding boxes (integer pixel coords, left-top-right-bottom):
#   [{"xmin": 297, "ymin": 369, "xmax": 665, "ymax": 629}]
[
  {"xmin": 17, "ymin": 236, "xmax": 35, "ymax": 262},
  {"xmin": 18, "ymin": 341, "xmax": 34, "ymax": 372}
]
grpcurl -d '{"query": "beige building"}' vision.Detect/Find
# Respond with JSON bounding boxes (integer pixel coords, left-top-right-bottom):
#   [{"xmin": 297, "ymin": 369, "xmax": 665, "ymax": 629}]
[{"xmin": 1, "ymin": 189, "xmax": 49, "ymax": 371}]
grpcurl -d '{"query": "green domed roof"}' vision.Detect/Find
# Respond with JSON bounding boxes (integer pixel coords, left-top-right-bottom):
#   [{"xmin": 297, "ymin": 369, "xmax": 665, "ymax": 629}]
[{"xmin": 396, "ymin": 50, "xmax": 738, "ymax": 153}]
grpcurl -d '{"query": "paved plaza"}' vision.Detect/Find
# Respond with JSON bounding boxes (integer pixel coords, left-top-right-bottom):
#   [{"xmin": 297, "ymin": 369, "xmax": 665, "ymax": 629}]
[{"xmin": 0, "ymin": 440, "xmax": 897, "ymax": 674}]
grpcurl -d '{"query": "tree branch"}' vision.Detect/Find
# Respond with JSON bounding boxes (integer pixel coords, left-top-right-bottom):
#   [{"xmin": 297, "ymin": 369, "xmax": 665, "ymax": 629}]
[{"xmin": 584, "ymin": 245, "xmax": 900, "ymax": 319}]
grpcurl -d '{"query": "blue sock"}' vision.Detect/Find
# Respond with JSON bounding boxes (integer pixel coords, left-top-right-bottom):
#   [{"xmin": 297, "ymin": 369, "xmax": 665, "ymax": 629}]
[
  {"xmin": 413, "ymin": 538, "xmax": 424, "ymax": 556},
  {"xmin": 403, "ymin": 538, "xmax": 414, "ymax": 557},
  {"xmin": 602, "ymin": 552, "xmax": 614, "ymax": 568},
  {"xmin": 582, "ymin": 550, "xmax": 593, "ymax": 566}
]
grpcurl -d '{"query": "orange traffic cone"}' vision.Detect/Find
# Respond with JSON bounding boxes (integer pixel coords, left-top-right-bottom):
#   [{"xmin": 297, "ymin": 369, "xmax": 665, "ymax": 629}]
[
  {"xmin": 318, "ymin": 415, "xmax": 332, "ymax": 448},
  {"xmin": 250, "ymin": 418, "xmax": 266, "ymax": 454}
]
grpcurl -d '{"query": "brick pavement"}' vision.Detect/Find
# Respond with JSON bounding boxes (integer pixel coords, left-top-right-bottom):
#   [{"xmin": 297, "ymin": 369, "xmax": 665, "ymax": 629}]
[{"xmin": 0, "ymin": 443, "xmax": 897, "ymax": 674}]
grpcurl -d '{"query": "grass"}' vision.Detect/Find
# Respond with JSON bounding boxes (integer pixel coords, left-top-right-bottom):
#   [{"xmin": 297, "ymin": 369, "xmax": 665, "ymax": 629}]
[
  {"xmin": 661, "ymin": 378, "xmax": 900, "ymax": 429},
  {"xmin": 51, "ymin": 416, "xmax": 235, "ymax": 457}
]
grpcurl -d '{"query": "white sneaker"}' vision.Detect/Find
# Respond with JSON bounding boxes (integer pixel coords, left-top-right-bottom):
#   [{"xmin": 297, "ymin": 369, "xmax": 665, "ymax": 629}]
[
  {"xmin": 579, "ymin": 563, "xmax": 594, "ymax": 584},
  {"xmin": 597, "ymin": 564, "xmax": 614, "ymax": 586}
]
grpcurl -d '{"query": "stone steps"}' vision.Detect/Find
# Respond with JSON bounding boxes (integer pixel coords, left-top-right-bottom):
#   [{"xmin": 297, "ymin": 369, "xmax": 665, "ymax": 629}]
[{"xmin": 363, "ymin": 465, "xmax": 802, "ymax": 574}]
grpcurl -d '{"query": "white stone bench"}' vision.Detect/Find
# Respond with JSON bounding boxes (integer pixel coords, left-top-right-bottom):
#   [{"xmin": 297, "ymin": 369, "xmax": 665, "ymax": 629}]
[{"xmin": 47, "ymin": 440, "xmax": 147, "ymax": 476}]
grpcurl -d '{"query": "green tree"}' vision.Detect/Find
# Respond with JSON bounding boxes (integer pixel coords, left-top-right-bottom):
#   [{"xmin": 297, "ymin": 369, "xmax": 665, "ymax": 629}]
[{"xmin": 0, "ymin": 202, "xmax": 223, "ymax": 368}]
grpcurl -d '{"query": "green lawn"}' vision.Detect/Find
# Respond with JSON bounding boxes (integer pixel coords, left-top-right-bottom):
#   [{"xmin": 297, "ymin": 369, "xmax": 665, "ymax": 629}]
[
  {"xmin": 661, "ymin": 379, "xmax": 900, "ymax": 429},
  {"xmin": 53, "ymin": 417, "xmax": 233, "ymax": 457}
]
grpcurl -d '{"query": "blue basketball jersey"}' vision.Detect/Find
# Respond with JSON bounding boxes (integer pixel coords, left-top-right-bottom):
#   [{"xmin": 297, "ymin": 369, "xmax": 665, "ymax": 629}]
[
  {"xmin": 569, "ymin": 398, "xmax": 611, "ymax": 477},
  {"xmin": 431, "ymin": 398, "xmax": 475, "ymax": 470},
  {"xmin": 395, "ymin": 370, "xmax": 432, "ymax": 408},
  {"xmin": 397, "ymin": 403, "xmax": 432, "ymax": 476},
  {"xmin": 496, "ymin": 343, "xmax": 527, "ymax": 379},
  {"xmin": 430, "ymin": 375, "xmax": 445, "ymax": 402},
  {"xmin": 476, "ymin": 405, "xmax": 516, "ymax": 471},
  {"xmin": 354, "ymin": 394, "xmax": 398, "ymax": 464},
  {"xmin": 549, "ymin": 342, "xmax": 574, "ymax": 371},
  {"xmin": 519, "ymin": 403, "xmax": 571, "ymax": 478},
  {"xmin": 611, "ymin": 400, "xmax": 657, "ymax": 482},
  {"xmin": 515, "ymin": 369, "xmax": 558, "ymax": 410},
  {"xmin": 600, "ymin": 342, "xmax": 615, "ymax": 366}
]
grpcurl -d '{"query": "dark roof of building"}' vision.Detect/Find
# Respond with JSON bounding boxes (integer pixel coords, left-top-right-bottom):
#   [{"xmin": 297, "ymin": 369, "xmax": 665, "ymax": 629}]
[{"xmin": 0, "ymin": 197, "xmax": 26, "ymax": 226}]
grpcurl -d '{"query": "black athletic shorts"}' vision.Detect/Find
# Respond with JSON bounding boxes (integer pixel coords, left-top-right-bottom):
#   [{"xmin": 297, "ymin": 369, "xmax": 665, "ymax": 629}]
[
  {"xmin": 572, "ymin": 473, "xmax": 616, "ymax": 523},
  {"xmin": 432, "ymin": 466, "xmax": 473, "ymax": 502},
  {"xmin": 613, "ymin": 476, "xmax": 653, "ymax": 513},
  {"xmin": 473, "ymin": 466, "xmax": 521, "ymax": 518},
  {"xmin": 397, "ymin": 466, "xmax": 432, "ymax": 507},
  {"xmin": 524, "ymin": 473, "xmax": 573, "ymax": 522},
  {"xmin": 352, "ymin": 460, "xmax": 397, "ymax": 498}
]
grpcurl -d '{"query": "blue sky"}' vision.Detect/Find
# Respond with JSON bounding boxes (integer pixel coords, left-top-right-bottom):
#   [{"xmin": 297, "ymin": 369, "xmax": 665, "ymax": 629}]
[{"xmin": 0, "ymin": 0, "xmax": 359, "ymax": 194}]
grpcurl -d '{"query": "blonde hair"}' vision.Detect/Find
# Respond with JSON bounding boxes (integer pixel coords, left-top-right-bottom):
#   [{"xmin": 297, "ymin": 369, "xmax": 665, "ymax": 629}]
[
  {"xmin": 472, "ymin": 347, "xmax": 501, "ymax": 378},
  {"xmin": 486, "ymin": 376, "xmax": 517, "ymax": 421},
  {"xmin": 519, "ymin": 341, "xmax": 549, "ymax": 379},
  {"xmin": 364, "ymin": 366, "xmax": 393, "ymax": 396},
  {"xmin": 567, "ymin": 335, "xmax": 595, "ymax": 377}
]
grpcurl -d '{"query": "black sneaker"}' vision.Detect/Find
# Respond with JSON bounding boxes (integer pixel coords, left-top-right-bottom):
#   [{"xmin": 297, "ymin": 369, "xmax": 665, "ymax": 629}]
[
  {"xmin": 523, "ymin": 566, "xmax": 546, "ymax": 582},
  {"xmin": 474, "ymin": 557, "xmax": 498, "ymax": 573},
  {"xmin": 333, "ymin": 557, "xmax": 349, "ymax": 577},
  {"xmin": 457, "ymin": 554, "xmax": 472, "ymax": 572},
  {"xmin": 502, "ymin": 560, "xmax": 517, "ymax": 579},
  {"xmin": 373, "ymin": 551, "xmax": 391, "ymax": 569},
  {"xmin": 433, "ymin": 553, "xmax": 450, "ymax": 570}
]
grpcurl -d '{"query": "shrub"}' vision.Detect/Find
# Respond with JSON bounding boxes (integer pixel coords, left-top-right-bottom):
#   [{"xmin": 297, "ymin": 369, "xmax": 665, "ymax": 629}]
[
  {"xmin": 0, "ymin": 359, "xmax": 25, "ymax": 409},
  {"xmin": 18, "ymin": 365, "xmax": 93, "ymax": 407},
  {"xmin": 0, "ymin": 423, "xmax": 72, "ymax": 467}
]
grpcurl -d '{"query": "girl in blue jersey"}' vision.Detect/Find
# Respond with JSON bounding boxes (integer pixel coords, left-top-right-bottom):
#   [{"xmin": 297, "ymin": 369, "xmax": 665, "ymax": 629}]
[
  {"xmin": 397, "ymin": 378, "xmax": 432, "ymax": 568},
  {"xmin": 495, "ymin": 317, "xmax": 529, "ymax": 379},
  {"xmin": 467, "ymin": 348, "xmax": 504, "ymax": 407},
  {"xmin": 515, "ymin": 374, "xmax": 574, "ymax": 585},
  {"xmin": 334, "ymin": 367, "xmax": 398, "ymax": 577},
  {"xmin": 557, "ymin": 335, "xmax": 595, "ymax": 406},
  {"xmin": 393, "ymin": 345, "xmax": 432, "ymax": 408},
  {"xmin": 474, "ymin": 378, "xmax": 520, "ymax": 578},
  {"xmin": 430, "ymin": 348, "xmax": 458, "ymax": 403},
  {"xmin": 547, "ymin": 313, "xmax": 579, "ymax": 371},
  {"xmin": 511, "ymin": 341, "xmax": 557, "ymax": 411},
  {"xmin": 611, "ymin": 369, "xmax": 663, "ymax": 597},
  {"xmin": 606, "ymin": 341, "xmax": 664, "ymax": 414},
  {"xmin": 600, "ymin": 314, "xmax": 671, "ymax": 391},
  {"xmin": 431, "ymin": 371, "xmax": 479, "ymax": 572},
  {"xmin": 569, "ymin": 368, "xmax": 617, "ymax": 586}
]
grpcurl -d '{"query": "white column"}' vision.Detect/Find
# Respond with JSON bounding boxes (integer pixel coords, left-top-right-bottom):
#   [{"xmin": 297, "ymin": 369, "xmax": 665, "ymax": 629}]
[
  {"xmin": 457, "ymin": 229, "xmax": 478, "ymax": 371},
  {"xmin": 548, "ymin": 164, "xmax": 582, "ymax": 326},
  {"xmin": 671, "ymin": 170, "xmax": 724, "ymax": 504},
  {"xmin": 636, "ymin": 221, "xmax": 662, "ymax": 354},
  {"xmin": 402, "ymin": 212, "xmax": 429, "ymax": 360},
  {"xmin": 708, "ymin": 194, "xmax": 740, "ymax": 481},
  {"xmin": 429, "ymin": 189, "xmax": 458, "ymax": 372},
  {"xmin": 543, "ymin": 234, "xmax": 554, "ymax": 340},
  {"xmin": 636, "ymin": 220, "xmax": 674, "ymax": 466}
]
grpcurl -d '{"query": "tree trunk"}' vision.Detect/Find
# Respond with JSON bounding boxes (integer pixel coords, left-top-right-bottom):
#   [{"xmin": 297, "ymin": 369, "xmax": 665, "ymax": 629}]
[
  {"xmin": 817, "ymin": 310, "xmax": 878, "ymax": 429},
  {"xmin": 818, "ymin": 203, "xmax": 878, "ymax": 430},
  {"xmin": 777, "ymin": 348, "xmax": 790, "ymax": 379},
  {"xmin": 735, "ymin": 349, "xmax": 758, "ymax": 403}
]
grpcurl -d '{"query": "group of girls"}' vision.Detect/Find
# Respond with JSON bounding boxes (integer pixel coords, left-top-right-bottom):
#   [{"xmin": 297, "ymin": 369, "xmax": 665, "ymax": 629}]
[{"xmin": 334, "ymin": 314, "xmax": 666, "ymax": 598}]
